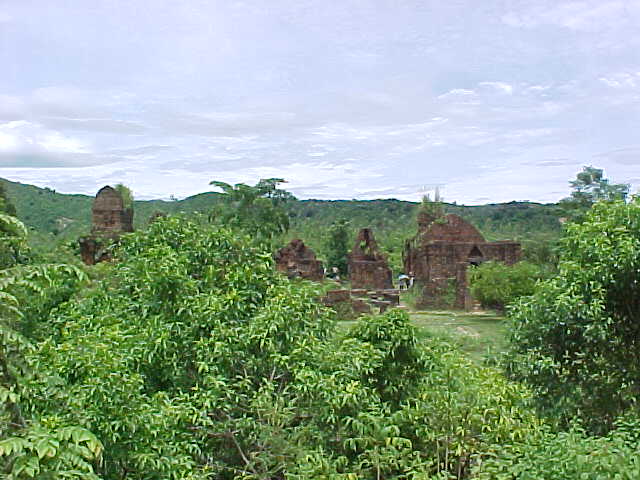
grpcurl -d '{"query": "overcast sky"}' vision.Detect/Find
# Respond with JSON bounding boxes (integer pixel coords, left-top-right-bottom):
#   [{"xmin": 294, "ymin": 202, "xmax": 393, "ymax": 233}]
[{"xmin": 0, "ymin": 0, "xmax": 639, "ymax": 203}]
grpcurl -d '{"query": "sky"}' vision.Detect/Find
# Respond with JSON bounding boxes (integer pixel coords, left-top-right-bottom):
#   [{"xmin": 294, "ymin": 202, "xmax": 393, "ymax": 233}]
[{"xmin": 0, "ymin": 0, "xmax": 639, "ymax": 204}]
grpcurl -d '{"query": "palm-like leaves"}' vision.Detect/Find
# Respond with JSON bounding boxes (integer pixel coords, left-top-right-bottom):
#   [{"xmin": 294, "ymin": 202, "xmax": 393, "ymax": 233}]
[{"xmin": 209, "ymin": 178, "xmax": 293, "ymax": 241}]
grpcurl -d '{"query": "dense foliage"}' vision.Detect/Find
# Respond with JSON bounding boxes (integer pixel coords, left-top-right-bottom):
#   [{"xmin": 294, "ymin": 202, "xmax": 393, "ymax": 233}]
[
  {"xmin": 469, "ymin": 261, "xmax": 544, "ymax": 311},
  {"xmin": 1, "ymin": 215, "xmax": 550, "ymax": 478},
  {"xmin": 506, "ymin": 197, "xmax": 640, "ymax": 432},
  {"xmin": 0, "ymin": 214, "xmax": 28, "ymax": 269},
  {"xmin": 1, "ymin": 219, "xmax": 102, "ymax": 477},
  {"xmin": 0, "ymin": 182, "xmax": 17, "ymax": 217},
  {"xmin": 476, "ymin": 416, "xmax": 640, "ymax": 479}
]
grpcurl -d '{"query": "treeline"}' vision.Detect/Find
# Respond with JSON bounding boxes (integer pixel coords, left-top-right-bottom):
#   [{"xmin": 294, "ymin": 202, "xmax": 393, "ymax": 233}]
[{"xmin": 1, "ymin": 177, "xmax": 562, "ymax": 272}]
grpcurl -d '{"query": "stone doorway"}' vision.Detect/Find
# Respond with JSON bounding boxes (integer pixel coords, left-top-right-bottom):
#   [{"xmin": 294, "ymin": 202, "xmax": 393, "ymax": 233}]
[{"xmin": 468, "ymin": 245, "xmax": 484, "ymax": 266}]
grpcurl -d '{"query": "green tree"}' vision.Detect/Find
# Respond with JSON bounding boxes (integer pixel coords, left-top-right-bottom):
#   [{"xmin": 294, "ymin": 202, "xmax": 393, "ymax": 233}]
[
  {"xmin": 323, "ymin": 219, "xmax": 350, "ymax": 275},
  {"xmin": 559, "ymin": 166, "xmax": 629, "ymax": 221},
  {"xmin": 476, "ymin": 416, "xmax": 640, "ymax": 479},
  {"xmin": 506, "ymin": 197, "xmax": 640, "ymax": 432},
  {"xmin": 210, "ymin": 178, "xmax": 293, "ymax": 242},
  {"xmin": 0, "ymin": 236, "xmax": 101, "ymax": 478}
]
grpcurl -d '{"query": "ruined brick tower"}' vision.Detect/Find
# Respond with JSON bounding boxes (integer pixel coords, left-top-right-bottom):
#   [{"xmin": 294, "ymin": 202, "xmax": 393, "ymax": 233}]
[
  {"xmin": 79, "ymin": 186, "xmax": 134, "ymax": 265},
  {"xmin": 274, "ymin": 239, "xmax": 324, "ymax": 281},
  {"xmin": 348, "ymin": 228, "xmax": 393, "ymax": 290},
  {"xmin": 91, "ymin": 186, "xmax": 134, "ymax": 237},
  {"xmin": 403, "ymin": 213, "xmax": 520, "ymax": 309}
]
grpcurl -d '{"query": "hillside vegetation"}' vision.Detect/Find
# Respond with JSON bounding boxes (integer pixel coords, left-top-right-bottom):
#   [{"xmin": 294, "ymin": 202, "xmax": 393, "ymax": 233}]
[{"xmin": 1, "ymin": 178, "xmax": 562, "ymax": 271}]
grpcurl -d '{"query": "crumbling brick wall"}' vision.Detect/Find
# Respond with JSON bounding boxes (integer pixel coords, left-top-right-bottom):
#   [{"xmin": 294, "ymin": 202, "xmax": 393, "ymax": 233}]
[
  {"xmin": 274, "ymin": 239, "xmax": 324, "ymax": 281},
  {"xmin": 348, "ymin": 228, "xmax": 392, "ymax": 289}
]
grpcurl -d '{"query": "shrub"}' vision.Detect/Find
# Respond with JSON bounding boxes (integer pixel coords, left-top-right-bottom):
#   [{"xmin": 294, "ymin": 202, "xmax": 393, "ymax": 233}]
[{"xmin": 469, "ymin": 261, "xmax": 543, "ymax": 310}]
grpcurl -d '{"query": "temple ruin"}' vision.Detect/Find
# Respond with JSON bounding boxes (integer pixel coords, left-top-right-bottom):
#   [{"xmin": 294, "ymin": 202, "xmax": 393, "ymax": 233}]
[
  {"xmin": 91, "ymin": 186, "xmax": 134, "ymax": 236},
  {"xmin": 274, "ymin": 239, "xmax": 324, "ymax": 281},
  {"xmin": 79, "ymin": 186, "xmax": 134, "ymax": 265},
  {"xmin": 348, "ymin": 228, "xmax": 393, "ymax": 290},
  {"xmin": 403, "ymin": 211, "xmax": 520, "ymax": 309}
]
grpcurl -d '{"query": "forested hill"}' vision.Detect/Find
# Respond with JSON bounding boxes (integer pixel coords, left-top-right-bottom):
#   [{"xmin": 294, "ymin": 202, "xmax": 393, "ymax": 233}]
[{"xmin": 1, "ymin": 177, "xmax": 562, "ymax": 265}]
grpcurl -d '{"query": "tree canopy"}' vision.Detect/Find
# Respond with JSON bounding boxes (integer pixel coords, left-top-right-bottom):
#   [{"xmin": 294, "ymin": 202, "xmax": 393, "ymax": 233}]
[
  {"xmin": 0, "ymin": 181, "xmax": 17, "ymax": 217},
  {"xmin": 323, "ymin": 219, "xmax": 350, "ymax": 275}
]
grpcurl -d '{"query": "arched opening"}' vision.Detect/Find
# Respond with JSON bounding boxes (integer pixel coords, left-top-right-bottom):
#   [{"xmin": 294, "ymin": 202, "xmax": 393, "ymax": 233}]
[{"xmin": 468, "ymin": 245, "xmax": 484, "ymax": 266}]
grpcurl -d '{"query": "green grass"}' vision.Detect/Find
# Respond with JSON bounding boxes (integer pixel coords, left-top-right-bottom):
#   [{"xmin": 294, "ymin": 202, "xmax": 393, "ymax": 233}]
[{"xmin": 409, "ymin": 309, "xmax": 507, "ymax": 363}]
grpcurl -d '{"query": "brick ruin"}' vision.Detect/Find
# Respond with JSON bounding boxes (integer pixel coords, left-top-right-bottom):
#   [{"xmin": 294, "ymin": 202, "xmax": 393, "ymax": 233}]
[
  {"xmin": 79, "ymin": 186, "xmax": 134, "ymax": 265},
  {"xmin": 274, "ymin": 239, "xmax": 324, "ymax": 281},
  {"xmin": 322, "ymin": 288, "xmax": 401, "ymax": 317},
  {"xmin": 348, "ymin": 228, "xmax": 393, "ymax": 290},
  {"xmin": 403, "ymin": 211, "xmax": 521, "ymax": 309}
]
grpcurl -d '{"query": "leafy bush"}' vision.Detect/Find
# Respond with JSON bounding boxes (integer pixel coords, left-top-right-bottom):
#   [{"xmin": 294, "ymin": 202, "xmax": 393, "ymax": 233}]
[
  {"xmin": 475, "ymin": 416, "xmax": 640, "ymax": 479},
  {"xmin": 323, "ymin": 219, "xmax": 350, "ymax": 275},
  {"xmin": 114, "ymin": 183, "xmax": 134, "ymax": 209},
  {"xmin": 506, "ymin": 198, "xmax": 640, "ymax": 432},
  {"xmin": 469, "ymin": 261, "xmax": 543, "ymax": 310}
]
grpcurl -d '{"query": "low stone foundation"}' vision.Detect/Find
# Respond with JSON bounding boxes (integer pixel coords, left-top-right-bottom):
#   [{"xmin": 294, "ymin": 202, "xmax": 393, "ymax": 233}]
[{"xmin": 322, "ymin": 288, "xmax": 400, "ymax": 317}]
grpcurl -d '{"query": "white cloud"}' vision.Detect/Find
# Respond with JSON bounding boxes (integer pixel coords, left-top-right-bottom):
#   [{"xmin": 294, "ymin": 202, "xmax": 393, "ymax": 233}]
[
  {"xmin": 479, "ymin": 82, "xmax": 513, "ymax": 95},
  {"xmin": 599, "ymin": 72, "xmax": 640, "ymax": 88},
  {"xmin": 501, "ymin": 1, "xmax": 638, "ymax": 32},
  {"xmin": 0, "ymin": 1, "xmax": 638, "ymax": 203},
  {"xmin": 437, "ymin": 89, "xmax": 477, "ymax": 100},
  {"xmin": 0, "ymin": 120, "xmax": 88, "ymax": 154}
]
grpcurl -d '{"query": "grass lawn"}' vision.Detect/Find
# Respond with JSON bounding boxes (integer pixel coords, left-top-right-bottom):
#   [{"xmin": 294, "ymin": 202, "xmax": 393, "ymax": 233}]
[{"xmin": 409, "ymin": 309, "xmax": 507, "ymax": 363}]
